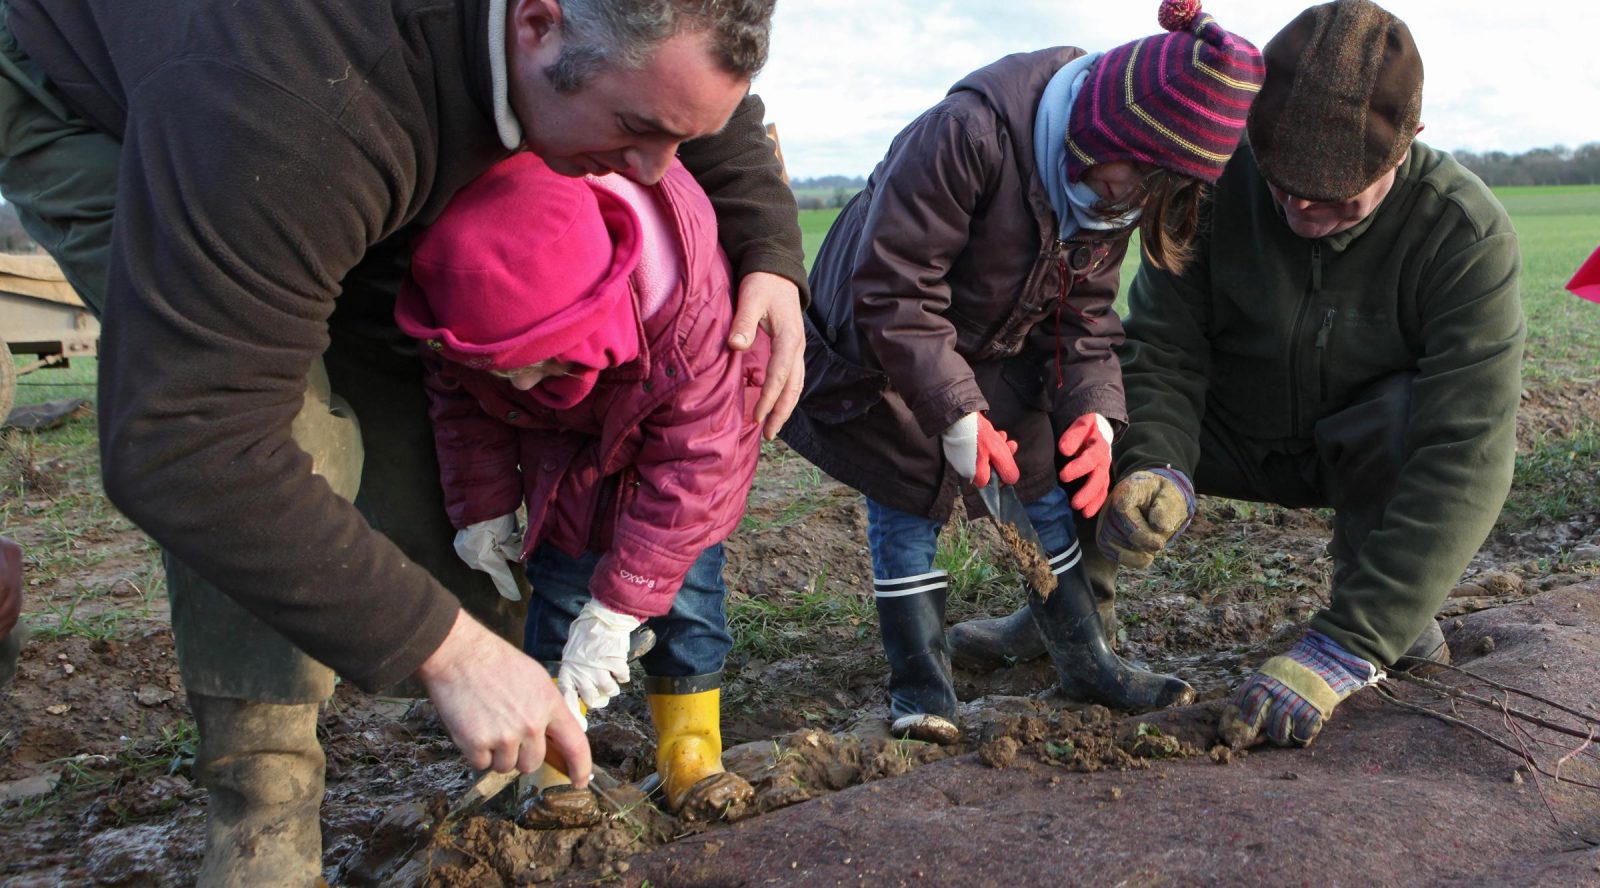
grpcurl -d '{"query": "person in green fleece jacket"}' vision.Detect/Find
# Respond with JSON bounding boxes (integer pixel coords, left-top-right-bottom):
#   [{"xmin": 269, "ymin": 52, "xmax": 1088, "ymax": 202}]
[{"xmin": 950, "ymin": 0, "xmax": 1524, "ymax": 751}]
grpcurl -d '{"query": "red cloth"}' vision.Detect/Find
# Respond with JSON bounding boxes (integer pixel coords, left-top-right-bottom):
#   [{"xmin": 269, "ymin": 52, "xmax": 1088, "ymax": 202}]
[
  {"xmin": 416, "ymin": 159, "xmax": 767, "ymax": 618},
  {"xmin": 1568, "ymin": 245, "xmax": 1600, "ymax": 304},
  {"xmin": 395, "ymin": 153, "xmax": 644, "ymax": 407}
]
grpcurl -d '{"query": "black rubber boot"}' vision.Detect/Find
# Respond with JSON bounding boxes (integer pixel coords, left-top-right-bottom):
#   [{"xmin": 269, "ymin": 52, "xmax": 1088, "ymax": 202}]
[
  {"xmin": 875, "ymin": 572, "xmax": 960, "ymax": 744},
  {"xmin": 947, "ymin": 606, "xmax": 1046, "ymax": 670},
  {"xmin": 949, "ymin": 528, "xmax": 1121, "ymax": 669},
  {"xmin": 1029, "ymin": 540, "xmax": 1195, "ymax": 711}
]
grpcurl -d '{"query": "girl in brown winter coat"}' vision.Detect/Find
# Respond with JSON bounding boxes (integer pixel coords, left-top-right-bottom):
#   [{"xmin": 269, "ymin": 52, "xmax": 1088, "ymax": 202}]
[{"xmin": 781, "ymin": 0, "xmax": 1263, "ymax": 741}]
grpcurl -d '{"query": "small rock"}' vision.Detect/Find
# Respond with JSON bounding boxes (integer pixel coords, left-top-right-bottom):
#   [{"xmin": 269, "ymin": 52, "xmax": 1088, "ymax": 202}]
[
  {"xmin": 1477, "ymin": 636, "xmax": 1496, "ymax": 655},
  {"xmin": 1280, "ymin": 772, "xmax": 1300, "ymax": 781},
  {"xmin": 1451, "ymin": 618, "xmax": 1465, "ymax": 631},
  {"xmin": 135, "ymin": 685, "xmax": 176, "ymax": 707},
  {"xmin": 0, "ymin": 773, "xmax": 60, "ymax": 803},
  {"xmin": 1568, "ymin": 545, "xmax": 1600, "ymax": 563},
  {"xmin": 45, "ymin": 703, "xmax": 71, "ymax": 715},
  {"xmin": 1447, "ymin": 582, "xmax": 1488, "ymax": 599},
  {"xmin": 1108, "ymin": 786, "xmax": 1124, "ymax": 801},
  {"xmin": 1510, "ymin": 770, "xmax": 1524, "ymax": 786}
]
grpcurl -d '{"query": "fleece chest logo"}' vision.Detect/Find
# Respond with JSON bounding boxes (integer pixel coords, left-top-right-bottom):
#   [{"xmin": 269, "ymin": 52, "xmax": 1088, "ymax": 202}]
[{"xmin": 619, "ymin": 568, "xmax": 657, "ymax": 590}]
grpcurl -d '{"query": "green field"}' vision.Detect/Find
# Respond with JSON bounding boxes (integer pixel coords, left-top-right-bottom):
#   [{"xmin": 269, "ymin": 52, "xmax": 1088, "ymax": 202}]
[{"xmin": 1497, "ymin": 185, "xmax": 1600, "ymax": 380}]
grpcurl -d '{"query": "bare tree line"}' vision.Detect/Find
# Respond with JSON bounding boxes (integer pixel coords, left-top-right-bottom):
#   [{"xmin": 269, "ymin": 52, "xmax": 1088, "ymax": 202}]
[{"xmin": 1446, "ymin": 143, "xmax": 1600, "ymax": 188}]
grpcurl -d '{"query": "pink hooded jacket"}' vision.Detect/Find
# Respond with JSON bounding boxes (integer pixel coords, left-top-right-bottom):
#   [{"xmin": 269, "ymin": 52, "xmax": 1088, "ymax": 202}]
[{"xmin": 401, "ymin": 161, "xmax": 769, "ymax": 618}]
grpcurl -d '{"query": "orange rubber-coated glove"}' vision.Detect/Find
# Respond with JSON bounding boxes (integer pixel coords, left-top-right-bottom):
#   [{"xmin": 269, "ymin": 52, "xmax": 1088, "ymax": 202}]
[
  {"xmin": 1057, "ymin": 413, "xmax": 1113, "ymax": 516},
  {"xmin": 941, "ymin": 412, "xmax": 1020, "ymax": 488}
]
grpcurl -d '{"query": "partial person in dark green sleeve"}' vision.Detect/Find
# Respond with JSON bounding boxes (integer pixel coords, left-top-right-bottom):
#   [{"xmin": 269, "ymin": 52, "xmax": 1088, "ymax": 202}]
[{"xmin": 947, "ymin": 0, "xmax": 1524, "ymax": 751}]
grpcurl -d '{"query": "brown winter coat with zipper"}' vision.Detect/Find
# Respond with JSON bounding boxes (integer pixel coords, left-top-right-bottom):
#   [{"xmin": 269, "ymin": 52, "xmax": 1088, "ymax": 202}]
[{"xmin": 781, "ymin": 47, "xmax": 1128, "ymax": 520}]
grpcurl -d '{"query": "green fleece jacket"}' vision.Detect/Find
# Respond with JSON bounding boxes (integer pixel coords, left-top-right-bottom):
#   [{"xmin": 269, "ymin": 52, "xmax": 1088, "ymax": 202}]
[{"xmin": 1117, "ymin": 142, "xmax": 1524, "ymax": 667}]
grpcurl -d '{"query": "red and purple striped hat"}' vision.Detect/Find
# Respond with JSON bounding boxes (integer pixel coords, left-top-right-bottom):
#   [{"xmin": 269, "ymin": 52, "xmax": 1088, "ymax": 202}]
[{"xmin": 1065, "ymin": 0, "xmax": 1265, "ymax": 185}]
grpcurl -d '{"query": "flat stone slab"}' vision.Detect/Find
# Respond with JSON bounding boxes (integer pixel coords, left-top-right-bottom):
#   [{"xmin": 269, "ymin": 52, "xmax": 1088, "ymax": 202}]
[{"xmin": 601, "ymin": 583, "xmax": 1600, "ymax": 887}]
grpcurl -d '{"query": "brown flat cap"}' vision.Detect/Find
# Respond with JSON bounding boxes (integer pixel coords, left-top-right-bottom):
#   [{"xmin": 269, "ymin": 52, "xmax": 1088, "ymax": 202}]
[{"xmin": 1246, "ymin": 0, "xmax": 1422, "ymax": 201}]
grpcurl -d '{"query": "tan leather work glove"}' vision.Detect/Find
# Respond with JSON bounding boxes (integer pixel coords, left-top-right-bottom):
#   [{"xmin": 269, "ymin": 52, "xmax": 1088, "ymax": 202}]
[{"xmin": 1093, "ymin": 467, "xmax": 1195, "ymax": 568}]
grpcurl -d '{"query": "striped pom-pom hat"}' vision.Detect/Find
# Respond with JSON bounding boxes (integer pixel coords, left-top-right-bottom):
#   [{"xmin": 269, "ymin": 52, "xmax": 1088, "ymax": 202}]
[{"xmin": 1065, "ymin": 0, "xmax": 1265, "ymax": 185}]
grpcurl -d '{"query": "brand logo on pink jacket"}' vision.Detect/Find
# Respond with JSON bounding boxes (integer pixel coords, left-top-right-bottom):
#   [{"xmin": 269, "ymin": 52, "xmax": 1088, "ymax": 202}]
[{"xmin": 619, "ymin": 568, "xmax": 658, "ymax": 590}]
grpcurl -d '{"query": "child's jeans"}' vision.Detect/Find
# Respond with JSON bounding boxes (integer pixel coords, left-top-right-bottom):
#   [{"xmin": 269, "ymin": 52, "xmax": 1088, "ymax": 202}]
[
  {"xmin": 523, "ymin": 542, "xmax": 733, "ymax": 678},
  {"xmin": 865, "ymin": 485, "xmax": 1078, "ymax": 580}
]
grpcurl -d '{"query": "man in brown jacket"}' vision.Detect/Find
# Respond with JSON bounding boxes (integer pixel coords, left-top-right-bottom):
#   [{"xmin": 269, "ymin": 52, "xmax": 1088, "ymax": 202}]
[{"xmin": 0, "ymin": 0, "xmax": 805, "ymax": 882}]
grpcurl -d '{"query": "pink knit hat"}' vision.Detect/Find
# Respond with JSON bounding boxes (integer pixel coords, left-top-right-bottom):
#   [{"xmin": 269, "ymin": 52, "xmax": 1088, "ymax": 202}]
[
  {"xmin": 395, "ymin": 153, "xmax": 643, "ymax": 404},
  {"xmin": 1065, "ymin": 0, "xmax": 1265, "ymax": 184}
]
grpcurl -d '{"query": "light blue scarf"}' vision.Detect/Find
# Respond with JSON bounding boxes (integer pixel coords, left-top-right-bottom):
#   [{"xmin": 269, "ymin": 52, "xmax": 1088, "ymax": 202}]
[{"xmin": 1033, "ymin": 51, "xmax": 1139, "ymax": 240}]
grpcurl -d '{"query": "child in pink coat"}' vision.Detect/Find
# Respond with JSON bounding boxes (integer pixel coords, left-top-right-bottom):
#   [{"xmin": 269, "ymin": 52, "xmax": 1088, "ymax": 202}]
[{"xmin": 396, "ymin": 152, "xmax": 767, "ymax": 815}]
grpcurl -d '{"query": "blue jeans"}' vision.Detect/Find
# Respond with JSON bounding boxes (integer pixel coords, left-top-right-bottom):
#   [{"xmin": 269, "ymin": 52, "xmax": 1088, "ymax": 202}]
[
  {"xmin": 866, "ymin": 485, "xmax": 1078, "ymax": 580},
  {"xmin": 522, "ymin": 542, "xmax": 733, "ymax": 678}
]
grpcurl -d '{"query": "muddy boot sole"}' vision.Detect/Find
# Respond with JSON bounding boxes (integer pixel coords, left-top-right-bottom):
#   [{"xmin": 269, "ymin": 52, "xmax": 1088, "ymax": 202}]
[
  {"xmin": 890, "ymin": 713, "xmax": 961, "ymax": 746},
  {"xmin": 516, "ymin": 784, "xmax": 604, "ymax": 830},
  {"xmin": 676, "ymin": 771, "xmax": 754, "ymax": 822}
]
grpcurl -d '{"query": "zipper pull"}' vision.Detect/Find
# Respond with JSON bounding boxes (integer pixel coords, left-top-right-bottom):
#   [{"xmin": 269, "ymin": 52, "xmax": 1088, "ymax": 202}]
[{"xmin": 1315, "ymin": 308, "xmax": 1335, "ymax": 349}]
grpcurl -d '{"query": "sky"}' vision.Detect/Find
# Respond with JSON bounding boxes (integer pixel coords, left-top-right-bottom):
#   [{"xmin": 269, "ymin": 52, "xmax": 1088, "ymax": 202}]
[{"xmin": 753, "ymin": 0, "xmax": 1600, "ymax": 180}]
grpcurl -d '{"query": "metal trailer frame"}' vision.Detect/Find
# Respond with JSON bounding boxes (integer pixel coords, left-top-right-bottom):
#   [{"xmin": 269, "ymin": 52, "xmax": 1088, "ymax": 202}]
[{"xmin": 1, "ymin": 252, "xmax": 98, "ymax": 421}]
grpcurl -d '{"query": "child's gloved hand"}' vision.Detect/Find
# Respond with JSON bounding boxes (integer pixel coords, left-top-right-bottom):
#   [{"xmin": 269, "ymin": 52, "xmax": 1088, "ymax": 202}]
[
  {"xmin": 941, "ymin": 412, "xmax": 1020, "ymax": 488},
  {"xmin": 1057, "ymin": 413, "xmax": 1114, "ymax": 516},
  {"xmin": 558, "ymin": 600, "xmax": 644, "ymax": 714},
  {"xmin": 453, "ymin": 514, "xmax": 525, "ymax": 601}
]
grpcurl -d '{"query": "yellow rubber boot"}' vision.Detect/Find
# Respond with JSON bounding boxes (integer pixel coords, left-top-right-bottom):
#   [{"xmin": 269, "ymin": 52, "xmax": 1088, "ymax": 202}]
[{"xmin": 646, "ymin": 673, "xmax": 751, "ymax": 817}]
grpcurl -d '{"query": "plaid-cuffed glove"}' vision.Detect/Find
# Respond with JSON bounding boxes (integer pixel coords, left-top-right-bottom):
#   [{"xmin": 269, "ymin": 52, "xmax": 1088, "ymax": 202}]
[
  {"xmin": 1094, "ymin": 467, "xmax": 1195, "ymax": 568},
  {"xmin": 1218, "ymin": 630, "xmax": 1382, "ymax": 748}
]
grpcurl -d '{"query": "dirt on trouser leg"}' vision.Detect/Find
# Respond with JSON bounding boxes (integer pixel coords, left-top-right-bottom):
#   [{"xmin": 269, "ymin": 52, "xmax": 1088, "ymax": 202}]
[{"xmin": 190, "ymin": 694, "xmax": 326, "ymax": 887}]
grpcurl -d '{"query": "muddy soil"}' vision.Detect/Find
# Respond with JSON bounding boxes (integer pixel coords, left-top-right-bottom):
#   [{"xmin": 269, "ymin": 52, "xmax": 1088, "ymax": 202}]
[{"xmin": 1, "ymin": 382, "xmax": 1597, "ymax": 884}]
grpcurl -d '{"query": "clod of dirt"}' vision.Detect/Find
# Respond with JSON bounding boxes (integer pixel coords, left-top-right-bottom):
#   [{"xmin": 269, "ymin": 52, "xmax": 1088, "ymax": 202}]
[
  {"xmin": 979, "ymin": 736, "xmax": 1021, "ymax": 769},
  {"xmin": 971, "ymin": 706, "xmax": 1204, "ymax": 774},
  {"xmin": 516, "ymin": 784, "xmax": 603, "ymax": 830},
  {"xmin": 1477, "ymin": 571, "xmax": 1524, "ymax": 597},
  {"xmin": 996, "ymin": 522, "xmax": 1057, "ymax": 598},
  {"xmin": 732, "ymin": 728, "xmax": 958, "ymax": 818}
]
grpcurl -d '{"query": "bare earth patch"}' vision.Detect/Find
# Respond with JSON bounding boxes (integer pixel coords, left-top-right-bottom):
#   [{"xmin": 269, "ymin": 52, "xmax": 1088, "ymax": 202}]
[{"xmin": 2, "ymin": 376, "xmax": 1598, "ymax": 884}]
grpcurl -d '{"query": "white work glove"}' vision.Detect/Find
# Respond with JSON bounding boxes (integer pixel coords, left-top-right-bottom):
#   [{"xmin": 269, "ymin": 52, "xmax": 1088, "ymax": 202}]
[
  {"xmin": 557, "ymin": 599, "xmax": 644, "ymax": 716},
  {"xmin": 453, "ymin": 514, "xmax": 525, "ymax": 601}
]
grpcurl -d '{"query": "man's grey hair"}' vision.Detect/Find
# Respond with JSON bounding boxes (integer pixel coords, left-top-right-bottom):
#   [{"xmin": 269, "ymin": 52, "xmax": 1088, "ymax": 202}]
[{"xmin": 546, "ymin": 0, "xmax": 775, "ymax": 93}]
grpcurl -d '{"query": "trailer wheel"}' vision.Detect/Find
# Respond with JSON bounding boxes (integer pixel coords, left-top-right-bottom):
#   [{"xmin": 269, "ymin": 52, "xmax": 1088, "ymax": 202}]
[{"xmin": 0, "ymin": 336, "xmax": 15, "ymax": 425}]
